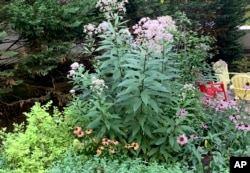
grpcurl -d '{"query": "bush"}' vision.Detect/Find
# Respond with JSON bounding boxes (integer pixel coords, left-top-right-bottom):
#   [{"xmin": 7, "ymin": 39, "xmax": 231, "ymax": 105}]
[
  {"xmin": 67, "ymin": 1, "xmax": 212, "ymax": 171},
  {"xmin": 0, "ymin": 101, "xmax": 75, "ymax": 173}
]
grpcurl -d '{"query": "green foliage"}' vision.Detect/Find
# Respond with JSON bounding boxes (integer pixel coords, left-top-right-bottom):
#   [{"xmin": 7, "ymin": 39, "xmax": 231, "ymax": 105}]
[
  {"xmin": 46, "ymin": 155, "xmax": 195, "ymax": 173},
  {"xmin": 232, "ymin": 56, "xmax": 250, "ymax": 72},
  {"xmin": 0, "ymin": 101, "xmax": 75, "ymax": 173},
  {"xmin": 0, "ymin": 0, "xmax": 99, "ymax": 97},
  {"xmin": 68, "ymin": 4, "xmax": 212, "ymax": 171},
  {"xmin": 174, "ymin": 12, "xmax": 214, "ymax": 83}
]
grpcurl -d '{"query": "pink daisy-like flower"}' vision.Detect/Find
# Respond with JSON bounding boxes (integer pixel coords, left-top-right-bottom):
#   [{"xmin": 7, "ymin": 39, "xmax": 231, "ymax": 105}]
[
  {"xmin": 177, "ymin": 134, "xmax": 188, "ymax": 145},
  {"xmin": 201, "ymin": 123, "xmax": 208, "ymax": 129},
  {"xmin": 190, "ymin": 134, "xmax": 199, "ymax": 139},
  {"xmin": 178, "ymin": 108, "xmax": 188, "ymax": 118},
  {"xmin": 243, "ymin": 82, "xmax": 250, "ymax": 89}
]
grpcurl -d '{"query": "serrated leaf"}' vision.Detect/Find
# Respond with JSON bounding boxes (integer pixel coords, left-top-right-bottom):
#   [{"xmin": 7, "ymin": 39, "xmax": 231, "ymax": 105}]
[
  {"xmin": 153, "ymin": 127, "xmax": 167, "ymax": 133},
  {"xmin": 140, "ymin": 90, "xmax": 150, "ymax": 105},
  {"xmin": 131, "ymin": 125, "xmax": 140, "ymax": 140},
  {"xmin": 132, "ymin": 97, "xmax": 141, "ymax": 112},
  {"xmin": 169, "ymin": 135, "xmax": 175, "ymax": 148},
  {"xmin": 111, "ymin": 125, "xmax": 126, "ymax": 137},
  {"xmin": 154, "ymin": 137, "xmax": 167, "ymax": 145},
  {"xmin": 148, "ymin": 98, "xmax": 160, "ymax": 113},
  {"xmin": 137, "ymin": 115, "xmax": 146, "ymax": 129},
  {"xmin": 118, "ymin": 79, "xmax": 137, "ymax": 87},
  {"xmin": 148, "ymin": 148, "xmax": 159, "ymax": 157}
]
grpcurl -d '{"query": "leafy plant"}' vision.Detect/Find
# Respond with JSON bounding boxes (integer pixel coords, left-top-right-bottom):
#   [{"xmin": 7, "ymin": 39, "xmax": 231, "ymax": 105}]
[
  {"xmin": 0, "ymin": 101, "xmax": 75, "ymax": 173},
  {"xmin": 232, "ymin": 56, "xmax": 250, "ymax": 72},
  {"xmin": 67, "ymin": 1, "xmax": 212, "ymax": 170},
  {"xmin": 46, "ymin": 154, "xmax": 196, "ymax": 173}
]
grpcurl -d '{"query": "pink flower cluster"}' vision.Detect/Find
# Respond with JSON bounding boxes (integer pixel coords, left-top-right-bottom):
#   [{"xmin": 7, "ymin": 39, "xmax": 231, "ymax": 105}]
[
  {"xmin": 96, "ymin": 0, "xmax": 128, "ymax": 20},
  {"xmin": 202, "ymin": 97, "xmax": 238, "ymax": 112},
  {"xmin": 132, "ymin": 16, "xmax": 176, "ymax": 53},
  {"xmin": 229, "ymin": 114, "xmax": 250, "ymax": 131},
  {"xmin": 91, "ymin": 78, "xmax": 107, "ymax": 92},
  {"xmin": 83, "ymin": 21, "xmax": 111, "ymax": 39},
  {"xmin": 202, "ymin": 96, "xmax": 250, "ymax": 131}
]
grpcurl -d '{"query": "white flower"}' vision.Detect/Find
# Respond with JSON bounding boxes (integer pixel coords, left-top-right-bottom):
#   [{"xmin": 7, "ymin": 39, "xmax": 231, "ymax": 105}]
[
  {"xmin": 69, "ymin": 89, "xmax": 75, "ymax": 94},
  {"xmin": 68, "ymin": 70, "xmax": 76, "ymax": 76},
  {"xmin": 70, "ymin": 62, "xmax": 80, "ymax": 70}
]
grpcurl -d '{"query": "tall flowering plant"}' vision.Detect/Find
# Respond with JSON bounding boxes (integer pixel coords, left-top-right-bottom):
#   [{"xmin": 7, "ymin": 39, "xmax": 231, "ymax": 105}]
[{"xmin": 66, "ymin": 0, "xmax": 224, "ymax": 171}]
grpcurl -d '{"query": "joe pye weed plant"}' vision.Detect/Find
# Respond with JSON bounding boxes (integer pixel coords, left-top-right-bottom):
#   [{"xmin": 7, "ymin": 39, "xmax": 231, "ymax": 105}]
[{"xmin": 67, "ymin": 0, "xmax": 213, "ymax": 171}]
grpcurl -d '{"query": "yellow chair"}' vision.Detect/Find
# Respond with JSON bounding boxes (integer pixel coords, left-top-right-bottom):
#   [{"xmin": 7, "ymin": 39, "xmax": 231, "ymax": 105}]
[
  {"xmin": 231, "ymin": 73, "xmax": 250, "ymax": 100},
  {"xmin": 213, "ymin": 60, "xmax": 231, "ymax": 92}
]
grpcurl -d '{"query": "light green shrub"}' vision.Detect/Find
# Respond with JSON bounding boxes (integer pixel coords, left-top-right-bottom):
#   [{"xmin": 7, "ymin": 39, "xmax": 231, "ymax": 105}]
[{"xmin": 0, "ymin": 101, "xmax": 75, "ymax": 173}]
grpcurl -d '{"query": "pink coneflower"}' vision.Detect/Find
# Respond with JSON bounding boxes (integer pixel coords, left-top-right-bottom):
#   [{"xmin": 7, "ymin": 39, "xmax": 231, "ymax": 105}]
[
  {"xmin": 190, "ymin": 134, "xmax": 199, "ymax": 139},
  {"xmin": 178, "ymin": 108, "xmax": 188, "ymax": 118},
  {"xmin": 243, "ymin": 82, "xmax": 250, "ymax": 89},
  {"xmin": 177, "ymin": 134, "xmax": 188, "ymax": 145},
  {"xmin": 201, "ymin": 123, "xmax": 208, "ymax": 129},
  {"xmin": 236, "ymin": 122, "xmax": 244, "ymax": 130}
]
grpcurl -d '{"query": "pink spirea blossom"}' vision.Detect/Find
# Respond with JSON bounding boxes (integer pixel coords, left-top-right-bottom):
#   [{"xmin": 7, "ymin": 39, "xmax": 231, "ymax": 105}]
[{"xmin": 177, "ymin": 134, "xmax": 188, "ymax": 145}]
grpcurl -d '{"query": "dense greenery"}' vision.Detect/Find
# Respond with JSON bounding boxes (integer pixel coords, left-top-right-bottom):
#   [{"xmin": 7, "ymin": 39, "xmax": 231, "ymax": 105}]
[
  {"xmin": 0, "ymin": 1, "xmax": 249, "ymax": 173},
  {"xmin": 127, "ymin": 0, "xmax": 250, "ymax": 63},
  {"xmin": 0, "ymin": 101, "xmax": 75, "ymax": 172},
  {"xmin": 0, "ymin": 0, "xmax": 99, "ymax": 97}
]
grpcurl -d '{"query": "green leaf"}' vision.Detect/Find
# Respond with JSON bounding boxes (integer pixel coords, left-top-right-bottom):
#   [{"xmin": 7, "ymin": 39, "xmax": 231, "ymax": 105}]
[
  {"xmin": 154, "ymin": 137, "xmax": 167, "ymax": 145},
  {"xmin": 140, "ymin": 90, "xmax": 150, "ymax": 105},
  {"xmin": 144, "ymin": 126, "xmax": 153, "ymax": 138},
  {"xmin": 110, "ymin": 125, "xmax": 126, "ymax": 137},
  {"xmin": 148, "ymin": 147, "xmax": 159, "ymax": 157},
  {"xmin": 118, "ymin": 79, "xmax": 137, "ymax": 87},
  {"xmin": 137, "ymin": 115, "xmax": 146, "ymax": 129},
  {"xmin": 169, "ymin": 135, "xmax": 175, "ymax": 148},
  {"xmin": 131, "ymin": 125, "xmax": 140, "ymax": 140},
  {"xmin": 132, "ymin": 97, "xmax": 142, "ymax": 112},
  {"xmin": 87, "ymin": 117, "xmax": 102, "ymax": 129},
  {"xmin": 148, "ymin": 98, "xmax": 160, "ymax": 113},
  {"xmin": 153, "ymin": 127, "xmax": 167, "ymax": 133}
]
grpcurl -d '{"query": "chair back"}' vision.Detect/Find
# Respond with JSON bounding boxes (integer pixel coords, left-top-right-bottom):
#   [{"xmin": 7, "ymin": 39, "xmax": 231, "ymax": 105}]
[
  {"xmin": 213, "ymin": 60, "xmax": 230, "ymax": 91},
  {"xmin": 231, "ymin": 73, "xmax": 250, "ymax": 100}
]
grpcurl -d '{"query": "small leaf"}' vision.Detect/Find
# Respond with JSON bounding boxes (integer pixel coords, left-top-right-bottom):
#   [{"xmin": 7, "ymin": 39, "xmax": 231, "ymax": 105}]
[
  {"xmin": 140, "ymin": 90, "xmax": 150, "ymax": 105},
  {"xmin": 137, "ymin": 115, "xmax": 146, "ymax": 129},
  {"xmin": 154, "ymin": 137, "xmax": 167, "ymax": 145},
  {"xmin": 148, "ymin": 148, "xmax": 159, "ymax": 157},
  {"xmin": 132, "ymin": 97, "xmax": 142, "ymax": 112}
]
